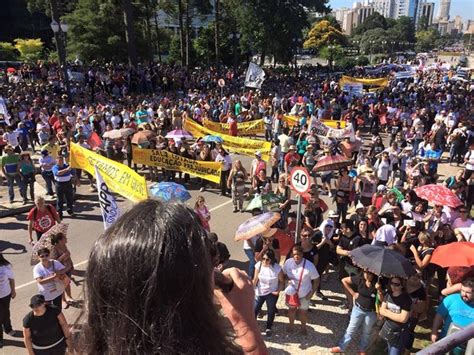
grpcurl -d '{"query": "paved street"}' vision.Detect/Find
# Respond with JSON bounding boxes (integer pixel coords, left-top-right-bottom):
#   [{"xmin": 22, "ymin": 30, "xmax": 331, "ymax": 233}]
[{"xmin": 0, "ymin": 137, "xmax": 464, "ymax": 354}]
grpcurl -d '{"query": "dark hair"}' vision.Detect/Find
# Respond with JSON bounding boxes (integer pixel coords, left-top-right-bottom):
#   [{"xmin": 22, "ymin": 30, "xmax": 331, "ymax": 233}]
[
  {"xmin": 341, "ymin": 219, "xmax": 354, "ymax": 231},
  {"xmin": 262, "ymin": 248, "xmax": 277, "ymax": 265},
  {"xmin": 50, "ymin": 233, "xmax": 65, "ymax": 246},
  {"xmin": 37, "ymin": 247, "xmax": 50, "ymax": 256},
  {"xmin": 292, "ymin": 245, "xmax": 304, "ymax": 254},
  {"xmin": 0, "ymin": 254, "xmax": 11, "ymax": 266},
  {"xmin": 462, "ymin": 277, "xmax": 474, "ymax": 289},
  {"xmin": 77, "ymin": 199, "xmax": 241, "ymax": 354}
]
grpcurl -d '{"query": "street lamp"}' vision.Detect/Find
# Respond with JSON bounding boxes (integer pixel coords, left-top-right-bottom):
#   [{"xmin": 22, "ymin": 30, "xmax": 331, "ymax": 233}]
[
  {"xmin": 328, "ymin": 44, "xmax": 336, "ymax": 71},
  {"xmin": 228, "ymin": 32, "xmax": 240, "ymax": 68},
  {"xmin": 50, "ymin": 19, "xmax": 72, "ymax": 102}
]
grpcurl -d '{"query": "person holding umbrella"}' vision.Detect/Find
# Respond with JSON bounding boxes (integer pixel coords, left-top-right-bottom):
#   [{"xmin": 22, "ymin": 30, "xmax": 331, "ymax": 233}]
[
  {"xmin": 330, "ymin": 270, "xmax": 383, "ymax": 354},
  {"xmin": 378, "ymin": 277, "xmax": 412, "ymax": 355}
]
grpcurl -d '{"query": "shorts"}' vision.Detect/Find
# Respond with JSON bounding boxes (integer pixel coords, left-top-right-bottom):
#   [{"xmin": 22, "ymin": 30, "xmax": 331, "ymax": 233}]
[
  {"xmin": 321, "ymin": 173, "xmax": 332, "ymax": 184},
  {"xmin": 286, "ymin": 297, "xmax": 310, "ymax": 311}
]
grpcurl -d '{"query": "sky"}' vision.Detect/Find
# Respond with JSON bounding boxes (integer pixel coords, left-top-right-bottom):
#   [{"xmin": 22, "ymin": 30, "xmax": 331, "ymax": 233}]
[{"xmin": 328, "ymin": 0, "xmax": 474, "ymax": 21}]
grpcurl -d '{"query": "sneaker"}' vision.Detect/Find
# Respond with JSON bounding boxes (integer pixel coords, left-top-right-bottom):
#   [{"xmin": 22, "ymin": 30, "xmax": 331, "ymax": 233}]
[
  {"xmin": 265, "ymin": 329, "xmax": 272, "ymax": 337},
  {"xmin": 199, "ymin": 187, "xmax": 205, "ymax": 192},
  {"xmin": 329, "ymin": 346, "xmax": 343, "ymax": 353},
  {"xmin": 67, "ymin": 210, "xmax": 75, "ymax": 216},
  {"xmin": 233, "ymin": 208, "xmax": 238, "ymax": 213}
]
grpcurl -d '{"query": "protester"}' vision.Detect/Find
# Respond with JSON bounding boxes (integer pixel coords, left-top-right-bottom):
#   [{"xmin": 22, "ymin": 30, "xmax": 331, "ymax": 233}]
[
  {"xmin": 39, "ymin": 150, "xmax": 56, "ymax": 196},
  {"xmin": 253, "ymin": 249, "xmax": 284, "ymax": 337},
  {"xmin": 1, "ymin": 145, "xmax": 23, "ymax": 203},
  {"xmin": 227, "ymin": 160, "xmax": 247, "ymax": 213},
  {"xmin": 52, "ymin": 155, "xmax": 74, "ymax": 218},
  {"xmin": 27, "ymin": 196, "xmax": 61, "ymax": 244},
  {"xmin": 0, "ymin": 254, "xmax": 16, "ymax": 348},
  {"xmin": 194, "ymin": 195, "xmax": 211, "ymax": 232},
  {"xmin": 215, "ymin": 147, "xmax": 232, "ymax": 196},
  {"xmin": 17, "ymin": 151, "xmax": 36, "ymax": 204},
  {"xmin": 23, "ymin": 294, "xmax": 71, "ymax": 355},
  {"xmin": 50, "ymin": 233, "xmax": 75, "ymax": 308}
]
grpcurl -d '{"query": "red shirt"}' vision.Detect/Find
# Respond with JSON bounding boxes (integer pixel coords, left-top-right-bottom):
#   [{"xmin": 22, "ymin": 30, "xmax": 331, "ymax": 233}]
[
  {"xmin": 284, "ymin": 152, "xmax": 300, "ymax": 167},
  {"xmin": 27, "ymin": 205, "xmax": 59, "ymax": 233},
  {"xmin": 229, "ymin": 119, "xmax": 238, "ymax": 136}
]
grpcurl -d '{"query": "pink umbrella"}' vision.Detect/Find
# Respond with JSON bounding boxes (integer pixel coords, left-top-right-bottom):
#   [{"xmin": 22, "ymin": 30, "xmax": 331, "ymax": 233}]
[
  {"xmin": 30, "ymin": 223, "xmax": 69, "ymax": 265},
  {"xmin": 313, "ymin": 154, "xmax": 353, "ymax": 172},
  {"xmin": 165, "ymin": 129, "xmax": 193, "ymax": 140},
  {"xmin": 414, "ymin": 184, "xmax": 463, "ymax": 208}
]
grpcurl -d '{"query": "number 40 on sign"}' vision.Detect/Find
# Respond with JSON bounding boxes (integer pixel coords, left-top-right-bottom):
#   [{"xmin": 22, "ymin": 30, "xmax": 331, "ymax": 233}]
[{"xmin": 290, "ymin": 167, "xmax": 310, "ymax": 195}]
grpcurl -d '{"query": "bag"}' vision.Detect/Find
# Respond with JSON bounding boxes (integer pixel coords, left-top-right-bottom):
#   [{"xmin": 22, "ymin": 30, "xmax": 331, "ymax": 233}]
[
  {"xmin": 285, "ymin": 260, "xmax": 305, "ymax": 308},
  {"xmin": 379, "ymin": 321, "xmax": 402, "ymax": 346},
  {"xmin": 51, "ymin": 260, "xmax": 68, "ymax": 292}
]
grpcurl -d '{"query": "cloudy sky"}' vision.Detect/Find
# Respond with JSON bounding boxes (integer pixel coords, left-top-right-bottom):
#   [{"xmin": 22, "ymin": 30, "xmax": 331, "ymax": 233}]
[{"xmin": 328, "ymin": 0, "xmax": 473, "ymax": 21}]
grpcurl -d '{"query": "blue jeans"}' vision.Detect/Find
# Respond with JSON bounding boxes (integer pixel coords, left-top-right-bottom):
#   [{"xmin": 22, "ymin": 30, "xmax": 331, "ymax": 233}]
[
  {"xmin": 5, "ymin": 174, "xmax": 24, "ymax": 202},
  {"xmin": 41, "ymin": 171, "xmax": 55, "ymax": 195},
  {"xmin": 386, "ymin": 327, "xmax": 409, "ymax": 355},
  {"xmin": 244, "ymin": 248, "xmax": 256, "ymax": 278},
  {"xmin": 254, "ymin": 293, "xmax": 278, "ymax": 330},
  {"xmin": 339, "ymin": 304, "xmax": 377, "ymax": 351}
]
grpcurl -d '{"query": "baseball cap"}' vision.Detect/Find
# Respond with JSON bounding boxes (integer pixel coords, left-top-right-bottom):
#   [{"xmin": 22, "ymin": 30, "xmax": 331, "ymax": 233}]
[
  {"xmin": 255, "ymin": 151, "xmax": 262, "ymax": 157},
  {"xmin": 29, "ymin": 294, "xmax": 45, "ymax": 308},
  {"xmin": 289, "ymin": 145, "xmax": 296, "ymax": 150},
  {"xmin": 377, "ymin": 185, "xmax": 387, "ymax": 193}
]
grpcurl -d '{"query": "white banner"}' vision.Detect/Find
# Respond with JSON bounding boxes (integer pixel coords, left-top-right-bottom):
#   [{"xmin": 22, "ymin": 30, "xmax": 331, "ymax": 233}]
[
  {"xmin": 94, "ymin": 166, "xmax": 120, "ymax": 230},
  {"xmin": 342, "ymin": 83, "xmax": 363, "ymax": 97},
  {"xmin": 309, "ymin": 117, "xmax": 355, "ymax": 140},
  {"xmin": 245, "ymin": 63, "xmax": 265, "ymax": 89}
]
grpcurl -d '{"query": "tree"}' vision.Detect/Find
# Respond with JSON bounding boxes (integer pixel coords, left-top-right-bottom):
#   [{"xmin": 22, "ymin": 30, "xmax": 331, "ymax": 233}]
[
  {"xmin": 417, "ymin": 16, "xmax": 429, "ymax": 31},
  {"xmin": 353, "ymin": 12, "xmax": 388, "ymax": 36},
  {"xmin": 0, "ymin": 42, "xmax": 19, "ymax": 61},
  {"xmin": 415, "ymin": 28, "xmax": 439, "ymax": 52},
  {"xmin": 392, "ymin": 16, "xmax": 416, "ymax": 47},
  {"xmin": 14, "ymin": 38, "xmax": 44, "ymax": 61},
  {"xmin": 303, "ymin": 20, "xmax": 347, "ymax": 52}
]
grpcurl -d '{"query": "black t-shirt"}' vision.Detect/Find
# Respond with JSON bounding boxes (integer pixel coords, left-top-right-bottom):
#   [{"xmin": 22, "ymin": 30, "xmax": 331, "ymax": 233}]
[
  {"xmin": 304, "ymin": 208, "xmax": 323, "ymax": 229},
  {"xmin": 285, "ymin": 242, "xmax": 318, "ymax": 264},
  {"xmin": 338, "ymin": 234, "xmax": 362, "ymax": 265},
  {"xmin": 384, "ymin": 292, "xmax": 412, "ymax": 330},
  {"xmin": 255, "ymin": 237, "xmax": 280, "ymax": 253},
  {"xmin": 409, "ymin": 286, "xmax": 427, "ymax": 317},
  {"xmin": 23, "ymin": 306, "xmax": 64, "ymax": 346},
  {"xmin": 352, "ymin": 273, "xmax": 377, "ymax": 312}
]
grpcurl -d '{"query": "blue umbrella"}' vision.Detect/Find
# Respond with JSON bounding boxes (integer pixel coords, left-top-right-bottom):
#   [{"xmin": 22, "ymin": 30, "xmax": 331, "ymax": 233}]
[
  {"xmin": 202, "ymin": 135, "xmax": 224, "ymax": 144},
  {"xmin": 150, "ymin": 182, "xmax": 191, "ymax": 202}
]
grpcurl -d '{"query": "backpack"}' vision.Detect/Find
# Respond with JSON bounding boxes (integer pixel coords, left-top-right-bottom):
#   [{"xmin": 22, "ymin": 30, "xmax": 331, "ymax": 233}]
[{"xmin": 33, "ymin": 204, "xmax": 54, "ymax": 220}]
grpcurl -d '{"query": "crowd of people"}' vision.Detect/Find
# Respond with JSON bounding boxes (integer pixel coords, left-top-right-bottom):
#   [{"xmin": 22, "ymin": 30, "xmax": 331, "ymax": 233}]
[{"xmin": 0, "ymin": 58, "xmax": 473, "ymax": 354}]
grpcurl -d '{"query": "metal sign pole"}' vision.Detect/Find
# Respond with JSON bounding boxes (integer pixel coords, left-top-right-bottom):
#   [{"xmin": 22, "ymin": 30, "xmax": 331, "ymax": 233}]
[{"xmin": 295, "ymin": 194, "xmax": 302, "ymax": 243}]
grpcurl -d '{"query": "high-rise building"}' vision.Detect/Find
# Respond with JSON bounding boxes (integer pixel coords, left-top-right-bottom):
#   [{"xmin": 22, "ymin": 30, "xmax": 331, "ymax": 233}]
[
  {"xmin": 437, "ymin": 0, "xmax": 451, "ymax": 21},
  {"xmin": 332, "ymin": 2, "xmax": 375, "ymax": 35},
  {"xmin": 371, "ymin": 0, "xmax": 396, "ymax": 18},
  {"xmin": 394, "ymin": 0, "xmax": 420, "ymax": 19},
  {"xmin": 416, "ymin": 1, "xmax": 435, "ymax": 27}
]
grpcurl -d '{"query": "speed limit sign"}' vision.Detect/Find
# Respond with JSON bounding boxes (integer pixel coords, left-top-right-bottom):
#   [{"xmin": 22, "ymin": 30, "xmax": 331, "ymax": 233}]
[
  {"xmin": 290, "ymin": 167, "xmax": 310, "ymax": 195},
  {"xmin": 218, "ymin": 78, "xmax": 225, "ymax": 87}
]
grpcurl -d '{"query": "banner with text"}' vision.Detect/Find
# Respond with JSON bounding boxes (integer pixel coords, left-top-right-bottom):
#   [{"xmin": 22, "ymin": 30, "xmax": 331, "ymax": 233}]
[
  {"xmin": 203, "ymin": 119, "xmax": 265, "ymax": 136},
  {"xmin": 283, "ymin": 115, "xmax": 346, "ymax": 129},
  {"xmin": 70, "ymin": 143, "xmax": 148, "ymax": 203},
  {"xmin": 132, "ymin": 146, "xmax": 222, "ymax": 184},
  {"xmin": 94, "ymin": 166, "xmax": 121, "ymax": 230},
  {"xmin": 339, "ymin": 75, "xmax": 389, "ymax": 88},
  {"xmin": 184, "ymin": 119, "xmax": 272, "ymax": 161}
]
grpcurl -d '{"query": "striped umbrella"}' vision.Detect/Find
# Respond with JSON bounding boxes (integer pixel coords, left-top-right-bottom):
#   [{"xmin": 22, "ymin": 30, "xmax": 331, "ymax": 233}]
[
  {"xmin": 313, "ymin": 154, "xmax": 353, "ymax": 172},
  {"xmin": 235, "ymin": 212, "xmax": 281, "ymax": 241}
]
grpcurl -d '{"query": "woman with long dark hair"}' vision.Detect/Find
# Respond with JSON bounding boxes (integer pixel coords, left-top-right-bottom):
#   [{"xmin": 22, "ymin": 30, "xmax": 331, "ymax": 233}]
[
  {"xmin": 0, "ymin": 254, "xmax": 16, "ymax": 347},
  {"xmin": 75, "ymin": 199, "xmax": 267, "ymax": 354}
]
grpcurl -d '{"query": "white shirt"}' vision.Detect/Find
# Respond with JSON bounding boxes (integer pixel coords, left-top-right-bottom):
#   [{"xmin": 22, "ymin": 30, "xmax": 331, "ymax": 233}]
[
  {"xmin": 255, "ymin": 262, "xmax": 282, "ymax": 296},
  {"xmin": 33, "ymin": 260, "xmax": 65, "ymax": 301},
  {"xmin": 283, "ymin": 258, "xmax": 319, "ymax": 298},
  {"xmin": 243, "ymin": 236, "xmax": 258, "ymax": 250},
  {"xmin": 375, "ymin": 159, "xmax": 391, "ymax": 181},
  {"xmin": 0, "ymin": 264, "xmax": 14, "ymax": 298},
  {"xmin": 465, "ymin": 150, "xmax": 474, "ymax": 170},
  {"xmin": 3, "ymin": 131, "xmax": 20, "ymax": 146},
  {"xmin": 452, "ymin": 218, "xmax": 473, "ymax": 230}
]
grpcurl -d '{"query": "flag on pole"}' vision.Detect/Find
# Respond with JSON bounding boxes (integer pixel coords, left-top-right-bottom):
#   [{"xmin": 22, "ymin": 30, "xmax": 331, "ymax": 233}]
[
  {"xmin": 245, "ymin": 63, "xmax": 265, "ymax": 89},
  {"xmin": 94, "ymin": 166, "xmax": 120, "ymax": 230},
  {"xmin": 87, "ymin": 131, "xmax": 103, "ymax": 149}
]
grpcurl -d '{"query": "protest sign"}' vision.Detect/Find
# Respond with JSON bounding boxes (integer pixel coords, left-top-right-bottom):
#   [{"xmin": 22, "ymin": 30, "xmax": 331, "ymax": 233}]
[
  {"xmin": 132, "ymin": 146, "xmax": 222, "ymax": 184},
  {"xmin": 283, "ymin": 115, "xmax": 346, "ymax": 129},
  {"xmin": 70, "ymin": 143, "xmax": 148, "ymax": 202},
  {"xmin": 184, "ymin": 119, "xmax": 272, "ymax": 161},
  {"xmin": 339, "ymin": 75, "xmax": 389, "ymax": 87},
  {"xmin": 245, "ymin": 63, "xmax": 265, "ymax": 89},
  {"xmin": 203, "ymin": 119, "xmax": 264, "ymax": 136},
  {"xmin": 94, "ymin": 166, "xmax": 120, "ymax": 230},
  {"xmin": 342, "ymin": 82, "xmax": 363, "ymax": 97}
]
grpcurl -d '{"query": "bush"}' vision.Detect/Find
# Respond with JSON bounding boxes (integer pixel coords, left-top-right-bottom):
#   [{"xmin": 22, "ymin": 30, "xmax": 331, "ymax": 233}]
[
  {"xmin": 335, "ymin": 56, "xmax": 357, "ymax": 69},
  {"xmin": 0, "ymin": 42, "xmax": 19, "ymax": 61},
  {"xmin": 14, "ymin": 38, "xmax": 44, "ymax": 61},
  {"xmin": 356, "ymin": 55, "xmax": 369, "ymax": 66}
]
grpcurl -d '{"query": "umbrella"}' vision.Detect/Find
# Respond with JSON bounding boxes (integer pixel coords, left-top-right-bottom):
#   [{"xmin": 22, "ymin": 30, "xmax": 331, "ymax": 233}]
[
  {"xmin": 349, "ymin": 244, "xmax": 416, "ymax": 278},
  {"xmin": 30, "ymin": 223, "xmax": 69, "ymax": 265},
  {"xmin": 414, "ymin": 184, "xmax": 463, "ymax": 208},
  {"xmin": 150, "ymin": 182, "xmax": 191, "ymax": 202},
  {"xmin": 235, "ymin": 211, "xmax": 281, "ymax": 241},
  {"xmin": 430, "ymin": 242, "xmax": 474, "ymax": 268},
  {"xmin": 313, "ymin": 154, "xmax": 353, "ymax": 172},
  {"xmin": 103, "ymin": 128, "xmax": 135, "ymax": 139},
  {"xmin": 165, "ymin": 129, "xmax": 193, "ymax": 140},
  {"xmin": 131, "ymin": 130, "xmax": 156, "ymax": 145},
  {"xmin": 243, "ymin": 192, "xmax": 285, "ymax": 212},
  {"xmin": 202, "ymin": 135, "xmax": 224, "ymax": 144}
]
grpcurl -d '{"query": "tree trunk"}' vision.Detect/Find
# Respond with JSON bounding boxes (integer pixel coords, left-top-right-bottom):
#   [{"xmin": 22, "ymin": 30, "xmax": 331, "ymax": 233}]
[
  {"xmin": 122, "ymin": 0, "xmax": 138, "ymax": 67},
  {"xmin": 259, "ymin": 49, "xmax": 266, "ymax": 66},
  {"xmin": 153, "ymin": 10, "xmax": 162, "ymax": 62},
  {"xmin": 178, "ymin": 0, "xmax": 185, "ymax": 66},
  {"xmin": 214, "ymin": 0, "xmax": 220, "ymax": 65}
]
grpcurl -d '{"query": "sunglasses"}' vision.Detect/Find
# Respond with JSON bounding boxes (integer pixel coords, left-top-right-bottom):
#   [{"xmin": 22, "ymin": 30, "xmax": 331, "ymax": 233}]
[
  {"xmin": 39, "ymin": 254, "xmax": 49, "ymax": 258},
  {"xmin": 301, "ymin": 234, "xmax": 311, "ymax": 238},
  {"xmin": 262, "ymin": 257, "xmax": 271, "ymax": 261},
  {"xmin": 459, "ymin": 210, "xmax": 467, "ymax": 213},
  {"xmin": 391, "ymin": 282, "xmax": 402, "ymax": 287}
]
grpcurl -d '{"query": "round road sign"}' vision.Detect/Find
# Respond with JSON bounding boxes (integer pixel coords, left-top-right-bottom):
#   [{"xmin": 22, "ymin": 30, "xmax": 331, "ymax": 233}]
[
  {"xmin": 290, "ymin": 167, "xmax": 311, "ymax": 195},
  {"xmin": 218, "ymin": 78, "xmax": 225, "ymax": 87}
]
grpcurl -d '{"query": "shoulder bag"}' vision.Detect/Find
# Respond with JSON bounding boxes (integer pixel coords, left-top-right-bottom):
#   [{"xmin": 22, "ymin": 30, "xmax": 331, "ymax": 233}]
[{"xmin": 285, "ymin": 259, "xmax": 306, "ymax": 308}]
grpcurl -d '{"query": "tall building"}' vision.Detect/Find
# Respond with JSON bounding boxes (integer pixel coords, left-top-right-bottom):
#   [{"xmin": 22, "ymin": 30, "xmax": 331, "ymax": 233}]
[
  {"xmin": 332, "ymin": 2, "xmax": 375, "ymax": 35},
  {"xmin": 437, "ymin": 0, "xmax": 451, "ymax": 21},
  {"xmin": 416, "ymin": 1, "xmax": 435, "ymax": 26},
  {"xmin": 371, "ymin": 0, "xmax": 396, "ymax": 18}
]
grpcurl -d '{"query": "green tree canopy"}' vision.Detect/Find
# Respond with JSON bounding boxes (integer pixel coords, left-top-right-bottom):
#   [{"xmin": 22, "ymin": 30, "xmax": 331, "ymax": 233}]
[
  {"xmin": 415, "ymin": 28, "xmax": 439, "ymax": 52},
  {"xmin": 353, "ymin": 12, "xmax": 388, "ymax": 36}
]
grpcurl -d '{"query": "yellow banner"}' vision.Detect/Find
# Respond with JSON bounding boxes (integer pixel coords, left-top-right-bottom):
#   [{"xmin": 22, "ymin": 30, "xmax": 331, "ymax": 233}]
[
  {"xmin": 283, "ymin": 115, "xmax": 346, "ymax": 128},
  {"xmin": 184, "ymin": 119, "xmax": 272, "ymax": 161},
  {"xmin": 70, "ymin": 143, "xmax": 148, "ymax": 203},
  {"xmin": 340, "ymin": 75, "xmax": 388, "ymax": 87},
  {"xmin": 203, "ymin": 119, "xmax": 264, "ymax": 136},
  {"xmin": 132, "ymin": 146, "xmax": 221, "ymax": 184}
]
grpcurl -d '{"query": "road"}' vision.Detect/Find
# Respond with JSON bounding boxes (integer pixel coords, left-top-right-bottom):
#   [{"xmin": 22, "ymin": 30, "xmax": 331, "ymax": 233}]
[{"xmin": 0, "ymin": 135, "xmax": 462, "ymax": 354}]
